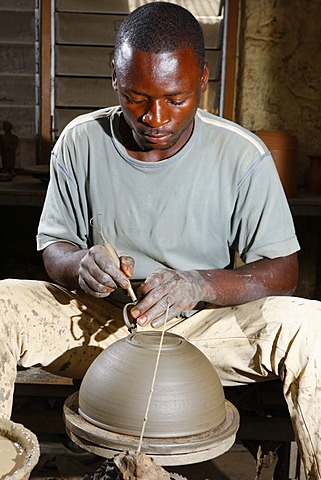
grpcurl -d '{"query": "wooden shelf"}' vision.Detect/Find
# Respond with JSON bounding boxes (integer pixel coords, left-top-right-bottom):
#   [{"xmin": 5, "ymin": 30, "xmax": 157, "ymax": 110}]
[
  {"xmin": 289, "ymin": 191, "xmax": 321, "ymax": 216},
  {"xmin": 0, "ymin": 175, "xmax": 46, "ymax": 206}
]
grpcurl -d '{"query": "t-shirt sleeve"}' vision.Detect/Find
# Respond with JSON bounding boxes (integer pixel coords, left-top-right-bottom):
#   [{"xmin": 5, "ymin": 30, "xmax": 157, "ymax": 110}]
[
  {"xmin": 231, "ymin": 152, "xmax": 300, "ymax": 263},
  {"xmin": 36, "ymin": 137, "xmax": 90, "ymax": 252}
]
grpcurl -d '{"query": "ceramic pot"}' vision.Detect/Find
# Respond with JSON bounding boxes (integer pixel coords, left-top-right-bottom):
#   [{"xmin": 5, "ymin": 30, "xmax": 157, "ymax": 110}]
[
  {"xmin": 304, "ymin": 154, "xmax": 321, "ymax": 193},
  {"xmin": 79, "ymin": 331, "xmax": 226, "ymax": 438},
  {"xmin": 256, "ymin": 130, "xmax": 298, "ymax": 198},
  {"xmin": 0, "ymin": 419, "xmax": 40, "ymax": 479}
]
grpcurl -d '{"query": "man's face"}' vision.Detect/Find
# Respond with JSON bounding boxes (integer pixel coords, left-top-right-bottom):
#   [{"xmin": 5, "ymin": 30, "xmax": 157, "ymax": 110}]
[{"xmin": 113, "ymin": 45, "xmax": 209, "ymax": 161}]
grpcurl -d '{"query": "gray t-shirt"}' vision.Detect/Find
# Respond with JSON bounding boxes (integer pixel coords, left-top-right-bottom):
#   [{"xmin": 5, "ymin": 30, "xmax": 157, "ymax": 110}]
[{"xmin": 37, "ymin": 106, "xmax": 299, "ymax": 280}]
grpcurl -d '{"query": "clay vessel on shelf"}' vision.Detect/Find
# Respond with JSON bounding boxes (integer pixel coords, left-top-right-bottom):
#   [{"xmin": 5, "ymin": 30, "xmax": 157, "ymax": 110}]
[
  {"xmin": 255, "ymin": 129, "xmax": 298, "ymax": 198},
  {"xmin": 304, "ymin": 154, "xmax": 321, "ymax": 194},
  {"xmin": 78, "ymin": 331, "xmax": 226, "ymax": 438}
]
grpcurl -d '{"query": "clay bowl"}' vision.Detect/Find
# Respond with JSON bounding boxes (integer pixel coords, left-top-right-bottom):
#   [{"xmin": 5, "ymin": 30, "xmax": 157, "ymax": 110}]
[
  {"xmin": 78, "ymin": 331, "xmax": 226, "ymax": 438},
  {"xmin": 0, "ymin": 419, "xmax": 40, "ymax": 479}
]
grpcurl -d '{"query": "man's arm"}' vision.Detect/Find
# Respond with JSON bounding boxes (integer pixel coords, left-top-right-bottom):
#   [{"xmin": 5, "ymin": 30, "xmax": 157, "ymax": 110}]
[
  {"xmin": 131, "ymin": 253, "xmax": 298, "ymax": 328},
  {"xmin": 42, "ymin": 241, "xmax": 134, "ymax": 295},
  {"xmin": 43, "ymin": 242, "xmax": 298, "ymax": 328},
  {"xmin": 199, "ymin": 253, "xmax": 298, "ymax": 305}
]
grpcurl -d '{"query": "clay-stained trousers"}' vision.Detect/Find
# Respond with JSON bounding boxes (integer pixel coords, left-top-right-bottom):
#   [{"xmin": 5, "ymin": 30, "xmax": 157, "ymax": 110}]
[{"xmin": 0, "ymin": 278, "xmax": 321, "ymax": 479}]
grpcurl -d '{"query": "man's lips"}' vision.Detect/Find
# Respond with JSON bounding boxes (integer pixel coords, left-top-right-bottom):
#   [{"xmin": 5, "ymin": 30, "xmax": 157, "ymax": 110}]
[{"xmin": 141, "ymin": 131, "xmax": 172, "ymax": 143}]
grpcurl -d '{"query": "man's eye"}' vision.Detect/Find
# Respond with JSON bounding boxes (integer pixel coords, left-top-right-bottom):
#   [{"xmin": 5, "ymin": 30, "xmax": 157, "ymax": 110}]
[
  {"xmin": 127, "ymin": 96, "xmax": 145, "ymax": 104},
  {"xmin": 168, "ymin": 99, "xmax": 186, "ymax": 106}
]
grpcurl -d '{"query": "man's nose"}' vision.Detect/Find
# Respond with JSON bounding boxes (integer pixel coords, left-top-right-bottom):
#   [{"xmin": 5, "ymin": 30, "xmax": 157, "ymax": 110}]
[{"xmin": 142, "ymin": 100, "xmax": 170, "ymax": 127}]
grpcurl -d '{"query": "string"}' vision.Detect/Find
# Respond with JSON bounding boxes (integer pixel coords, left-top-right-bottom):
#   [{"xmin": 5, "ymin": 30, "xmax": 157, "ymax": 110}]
[{"xmin": 136, "ymin": 301, "xmax": 170, "ymax": 454}]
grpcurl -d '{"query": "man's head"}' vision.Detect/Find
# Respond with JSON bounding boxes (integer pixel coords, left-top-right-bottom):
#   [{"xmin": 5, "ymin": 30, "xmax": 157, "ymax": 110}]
[
  {"xmin": 114, "ymin": 2, "xmax": 205, "ymax": 72},
  {"xmin": 112, "ymin": 2, "xmax": 209, "ymax": 161}
]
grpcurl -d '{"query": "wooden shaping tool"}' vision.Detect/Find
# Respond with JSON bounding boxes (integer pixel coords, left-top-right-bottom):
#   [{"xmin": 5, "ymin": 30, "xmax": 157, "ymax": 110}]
[{"xmin": 103, "ymin": 240, "xmax": 137, "ymax": 302}]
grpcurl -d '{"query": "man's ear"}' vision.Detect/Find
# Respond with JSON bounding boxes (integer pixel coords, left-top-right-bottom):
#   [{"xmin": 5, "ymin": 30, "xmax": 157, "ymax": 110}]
[
  {"xmin": 200, "ymin": 61, "xmax": 210, "ymax": 94},
  {"xmin": 111, "ymin": 60, "xmax": 118, "ymax": 91}
]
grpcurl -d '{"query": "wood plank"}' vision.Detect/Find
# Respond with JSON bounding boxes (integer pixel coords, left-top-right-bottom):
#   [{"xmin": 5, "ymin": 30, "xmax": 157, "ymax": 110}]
[
  {"xmin": 128, "ymin": 0, "xmax": 222, "ymax": 18},
  {"xmin": 56, "ymin": 12, "xmax": 126, "ymax": 46},
  {"xmin": 16, "ymin": 138, "xmax": 38, "ymax": 168},
  {"xmin": 57, "ymin": 0, "xmax": 131, "ymax": 14},
  {"xmin": 0, "ymin": 137, "xmax": 37, "ymax": 169},
  {"xmin": 0, "ymin": 75, "xmax": 35, "ymax": 105},
  {"xmin": 56, "ymin": 45, "xmax": 114, "ymax": 76},
  {"xmin": 0, "ymin": 45, "xmax": 35, "ymax": 74},
  {"xmin": 55, "ymin": 77, "xmax": 118, "ymax": 107},
  {"xmin": 201, "ymin": 20, "xmax": 222, "ymax": 49},
  {"xmin": 0, "ymin": 106, "xmax": 35, "ymax": 136},
  {"xmin": 16, "ymin": 367, "xmax": 75, "ymax": 386},
  {"xmin": 56, "ymin": 10, "xmax": 221, "ymax": 48},
  {"xmin": 56, "ymin": 12, "xmax": 221, "ymax": 49},
  {"xmin": 0, "ymin": 11, "xmax": 35, "ymax": 44},
  {"xmin": 56, "ymin": 45, "xmax": 220, "ymax": 81},
  {"xmin": 0, "ymin": 0, "xmax": 34, "ymax": 11}
]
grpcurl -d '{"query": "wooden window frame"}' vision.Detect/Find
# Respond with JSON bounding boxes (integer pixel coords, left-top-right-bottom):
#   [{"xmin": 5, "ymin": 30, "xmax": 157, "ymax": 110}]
[
  {"xmin": 40, "ymin": 0, "xmax": 52, "ymax": 164},
  {"xmin": 223, "ymin": 0, "xmax": 239, "ymax": 120}
]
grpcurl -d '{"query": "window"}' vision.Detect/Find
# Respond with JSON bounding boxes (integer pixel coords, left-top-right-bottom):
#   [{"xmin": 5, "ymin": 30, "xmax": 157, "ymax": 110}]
[{"xmin": 0, "ymin": 1, "xmax": 238, "ymax": 167}]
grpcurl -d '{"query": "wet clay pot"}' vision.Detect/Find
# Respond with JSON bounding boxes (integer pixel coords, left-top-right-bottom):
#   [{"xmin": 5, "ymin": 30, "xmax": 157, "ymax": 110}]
[
  {"xmin": 256, "ymin": 129, "xmax": 298, "ymax": 198},
  {"xmin": 79, "ymin": 331, "xmax": 226, "ymax": 438},
  {"xmin": 0, "ymin": 419, "xmax": 40, "ymax": 479}
]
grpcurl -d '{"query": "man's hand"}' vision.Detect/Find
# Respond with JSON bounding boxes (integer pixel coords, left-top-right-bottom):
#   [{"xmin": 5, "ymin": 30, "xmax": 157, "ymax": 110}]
[
  {"xmin": 78, "ymin": 245, "xmax": 134, "ymax": 297},
  {"xmin": 129, "ymin": 253, "xmax": 299, "ymax": 329},
  {"xmin": 42, "ymin": 242, "xmax": 135, "ymax": 297},
  {"xmin": 130, "ymin": 268, "xmax": 205, "ymax": 328},
  {"xmin": 43, "ymin": 242, "xmax": 298, "ymax": 325}
]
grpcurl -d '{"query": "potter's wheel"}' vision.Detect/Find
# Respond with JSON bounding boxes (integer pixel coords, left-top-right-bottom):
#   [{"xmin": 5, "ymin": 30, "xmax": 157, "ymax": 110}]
[
  {"xmin": 64, "ymin": 331, "xmax": 239, "ymax": 465},
  {"xmin": 64, "ymin": 392, "xmax": 239, "ymax": 466}
]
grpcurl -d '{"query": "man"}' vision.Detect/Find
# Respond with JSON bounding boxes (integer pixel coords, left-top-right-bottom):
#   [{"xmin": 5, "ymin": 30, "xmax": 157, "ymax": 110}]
[{"xmin": 0, "ymin": 2, "xmax": 320, "ymax": 477}]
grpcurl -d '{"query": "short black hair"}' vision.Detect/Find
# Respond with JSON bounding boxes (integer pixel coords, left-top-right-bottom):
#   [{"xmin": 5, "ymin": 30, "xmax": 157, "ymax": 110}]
[{"xmin": 114, "ymin": 2, "xmax": 205, "ymax": 71}]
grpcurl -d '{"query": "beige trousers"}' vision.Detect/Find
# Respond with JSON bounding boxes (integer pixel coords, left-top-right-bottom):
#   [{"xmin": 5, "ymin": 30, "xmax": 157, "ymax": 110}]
[{"xmin": 1, "ymin": 278, "xmax": 321, "ymax": 478}]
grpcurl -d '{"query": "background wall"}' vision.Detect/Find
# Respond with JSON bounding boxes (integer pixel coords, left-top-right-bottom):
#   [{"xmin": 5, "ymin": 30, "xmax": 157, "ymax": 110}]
[
  {"xmin": 234, "ymin": 0, "xmax": 321, "ymax": 300},
  {"xmin": 235, "ymin": 0, "xmax": 321, "ymax": 187}
]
